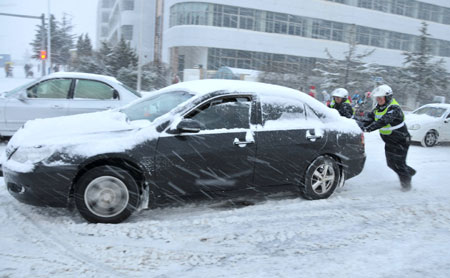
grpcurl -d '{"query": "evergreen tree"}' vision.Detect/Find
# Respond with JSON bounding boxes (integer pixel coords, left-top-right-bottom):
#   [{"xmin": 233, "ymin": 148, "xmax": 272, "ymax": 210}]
[
  {"xmin": 109, "ymin": 37, "xmax": 138, "ymax": 76},
  {"xmin": 30, "ymin": 14, "xmax": 74, "ymax": 69},
  {"xmin": 53, "ymin": 15, "xmax": 75, "ymax": 66},
  {"xmin": 141, "ymin": 61, "xmax": 173, "ymax": 91},
  {"xmin": 402, "ymin": 22, "xmax": 449, "ymax": 105}
]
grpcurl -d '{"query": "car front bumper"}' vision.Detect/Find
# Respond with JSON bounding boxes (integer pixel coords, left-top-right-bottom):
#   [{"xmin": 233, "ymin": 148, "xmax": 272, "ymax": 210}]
[
  {"xmin": 408, "ymin": 128, "xmax": 427, "ymax": 143},
  {"xmin": 3, "ymin": 163, "xmax": 78, "ymax": 207}
]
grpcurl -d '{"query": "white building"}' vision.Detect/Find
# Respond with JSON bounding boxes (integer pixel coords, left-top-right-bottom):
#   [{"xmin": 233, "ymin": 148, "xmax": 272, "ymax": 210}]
[
  {"xmin": 98, "ymin": 0, "xmax": 450, "ymax": 77},
  {"xmin": 162, "ymin": 0, "xmax": 450, "ymax": 76},
  {"xmin": 96, "ymin": 0, "xmax": 160, "ymax": 64}
]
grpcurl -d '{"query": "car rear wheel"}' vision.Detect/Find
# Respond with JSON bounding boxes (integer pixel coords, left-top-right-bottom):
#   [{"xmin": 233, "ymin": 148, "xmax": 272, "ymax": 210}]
[
  {"xmin": 421, "ymin": 131, "xmax": 438, "ymax": 147},
  {"xmin": 75, "ymin": 166, "xmax": 140, "ymax": 223},
  {"xmin": 301, "ymin": 156, "xmax": 340, "ymax": 200}
]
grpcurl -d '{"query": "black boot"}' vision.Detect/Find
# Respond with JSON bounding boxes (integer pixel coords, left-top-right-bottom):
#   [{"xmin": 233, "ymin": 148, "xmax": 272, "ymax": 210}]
[{"xmin": 400, "ymin": 176, "xmax": 412, "ymax": 192}]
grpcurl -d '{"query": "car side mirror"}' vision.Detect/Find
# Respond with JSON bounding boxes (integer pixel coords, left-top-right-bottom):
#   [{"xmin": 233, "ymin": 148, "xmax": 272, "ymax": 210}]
[
  {"xmin": 445, "ymin": 119, "xmax": 449, "ymax": 124},
  {"xmin": 113, "ymin": 90, "xmax": 120, "ymax": 100},
  {"xmin": 17, "ymin": 91, "xmax": 27, "ymax": 101},
  {"xmin": 175, "ymin": 119, "xmax": 203, "ymax": 133}
]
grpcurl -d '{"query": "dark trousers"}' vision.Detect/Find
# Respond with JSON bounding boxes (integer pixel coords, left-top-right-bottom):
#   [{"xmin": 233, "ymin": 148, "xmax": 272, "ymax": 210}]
[{"xmin": 385, "ymin": 140, "xmax": 415, "ymax": 184}]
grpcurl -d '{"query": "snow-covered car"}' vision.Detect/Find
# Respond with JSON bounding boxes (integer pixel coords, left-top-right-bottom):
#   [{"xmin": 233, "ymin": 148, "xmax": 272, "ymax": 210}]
[
  {"xmin": 2, "ymin": 80, "xmax": 366, "ymax": 223},
  {"xmin": 405, "ymin": 103, "xmax": 450, "ymax": 147},
  {"xmin": 0, "ymin": 72, "xmax": 141, "ymax": 137}
]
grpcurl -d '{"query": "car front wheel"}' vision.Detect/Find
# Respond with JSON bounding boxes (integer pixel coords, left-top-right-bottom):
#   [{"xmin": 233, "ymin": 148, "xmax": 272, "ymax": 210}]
[
  {"xmin": 301, "ymin": 156, "xmax": 340, "ymax": 200},
  {"xmin": 75, "ymin": 166, "xmax": 140, "ymax": 223},
  {"xmin": 421, "ymin": 131, "xmax": 438, "ymax": 147}
]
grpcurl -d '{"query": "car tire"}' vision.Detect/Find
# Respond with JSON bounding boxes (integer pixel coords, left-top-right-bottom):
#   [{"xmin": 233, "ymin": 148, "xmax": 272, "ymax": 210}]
[
  {"xmin": 421, "ymin": 131, "xmax": 438, "ymax": 147},
  {"xmin": 75, "ymin": 166, "xmax": 140, "ymax": 223},
  {"xmin": 301, "ymin": 156, "xmax": 340, "ymax": 200}
]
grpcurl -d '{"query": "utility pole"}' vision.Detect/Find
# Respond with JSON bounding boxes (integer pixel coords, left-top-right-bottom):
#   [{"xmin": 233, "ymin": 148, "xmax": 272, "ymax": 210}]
[
  {"xmin": 41, "ymin": 14, "xmax": 46, "ymax": 76},
  {"xmin": 137, "ymin": 0, "xmax": 144, "ymax": 92},
  {"xmin": 47, "ymin": 0, "xmax": 52, "ymax": 74}
]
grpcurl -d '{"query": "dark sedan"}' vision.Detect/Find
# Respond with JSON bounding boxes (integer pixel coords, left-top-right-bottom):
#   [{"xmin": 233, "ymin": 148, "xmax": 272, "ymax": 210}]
[{"xmin": 3, "ymin": 80, "xmax": 365, "ymax": 223}]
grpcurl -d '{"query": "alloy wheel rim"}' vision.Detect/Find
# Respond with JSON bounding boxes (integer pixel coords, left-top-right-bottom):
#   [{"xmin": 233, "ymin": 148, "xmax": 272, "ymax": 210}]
[
  {"xmin": 425, "ymin": 133, "xmax": 436, "ymax": 146},
  {"xmin": 84, "ymin": 176, "xmax": 129, "ymax": 218},
  {"xmin": 311, "ymin": 162, "xmax": 336, "ymax": 194}
]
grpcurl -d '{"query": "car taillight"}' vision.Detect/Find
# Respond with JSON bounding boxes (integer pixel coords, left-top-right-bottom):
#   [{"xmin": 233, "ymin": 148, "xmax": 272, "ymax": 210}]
[{"xmin": 361, "ymin": 132, "xmax": 365, "ymax": 147}]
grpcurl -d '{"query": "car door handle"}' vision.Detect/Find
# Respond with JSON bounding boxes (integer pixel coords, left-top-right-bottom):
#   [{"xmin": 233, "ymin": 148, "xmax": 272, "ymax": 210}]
[
  {"xmin": 306, "ymin": 130, "xmax": 323, "ymax": 141},
  {"xmin": 233, "ymin": 138, "xmax": 254, "ymax": 146},
  {"xmin": 52, "ymin": 105, "xmax": 64, "ymax": 109}
]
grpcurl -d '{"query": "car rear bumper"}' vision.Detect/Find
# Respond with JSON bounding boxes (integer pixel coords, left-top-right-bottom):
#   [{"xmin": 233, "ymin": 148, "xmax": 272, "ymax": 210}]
[
  {"xmin": 342, "ymin": 154, "xmax": 366, "ymax": 180},
  {"xmin": 3, "ymin": 163, "xmax": 78, "ymax": 207}
]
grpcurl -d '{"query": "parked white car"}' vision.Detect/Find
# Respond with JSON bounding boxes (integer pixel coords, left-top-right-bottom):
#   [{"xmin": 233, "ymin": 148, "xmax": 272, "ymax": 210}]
[
  {"xmin": 405, "ymin": 103, "xmax": 450, "ymax": 147},
  {"xmin": 0, "ymin": 72, "xmax": 141, "ymax": 137}
]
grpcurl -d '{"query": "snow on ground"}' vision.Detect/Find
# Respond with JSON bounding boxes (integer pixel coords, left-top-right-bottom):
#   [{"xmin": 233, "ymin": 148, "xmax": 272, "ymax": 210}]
[{"xmin": 1, "ymin": 74, "xmax": 450, "ymax": 278}]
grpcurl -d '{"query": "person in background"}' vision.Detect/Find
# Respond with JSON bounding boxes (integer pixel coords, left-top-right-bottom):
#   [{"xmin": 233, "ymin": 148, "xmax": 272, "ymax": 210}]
[
  {"xmin": 328, "ymin": 88, "xmax": 353, "ymax": 118},
  {"xmin": 308, "ymin": 86, "xmax": 316, "ymax": 98},
  {"xmin": 321, "ymin": 90, "xmax": 330, "ymax": 104},
  {"xmin": 357, "ymin": 84, "xmax": 416, "ymax": 191}
]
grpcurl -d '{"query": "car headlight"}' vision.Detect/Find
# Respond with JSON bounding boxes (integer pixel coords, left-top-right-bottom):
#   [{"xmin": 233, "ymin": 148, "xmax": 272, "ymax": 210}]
[
  {"xmin": 409, "ymin": 124, "xmax": 421, "ymax": 130},
  {"xmin": 10, "ymin": 146, "xmax": 54, "ymax": 164}
]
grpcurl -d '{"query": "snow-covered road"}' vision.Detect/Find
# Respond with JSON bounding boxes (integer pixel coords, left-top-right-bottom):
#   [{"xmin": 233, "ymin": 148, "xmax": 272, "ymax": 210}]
[{"xmin": 1, "ymin": 74, "xmax": 450, "ymax": 277}]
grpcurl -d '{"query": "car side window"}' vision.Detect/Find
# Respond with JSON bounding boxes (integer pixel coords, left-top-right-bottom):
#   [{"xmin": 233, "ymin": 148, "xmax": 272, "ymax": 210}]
[
  {"xmin": 26, "ymin": 78, "xmax": 71, "ymax": 99},
  {"xmin": 74, "ymin": 79, "xmax": 117, "ymax": 100},
  {"xmin": 260, "ymin": 95, "xmax": 305, "ymax": 127},
  {"xmin": 188, "ymin": 96, "xmax": 251, "ymax": 130}
]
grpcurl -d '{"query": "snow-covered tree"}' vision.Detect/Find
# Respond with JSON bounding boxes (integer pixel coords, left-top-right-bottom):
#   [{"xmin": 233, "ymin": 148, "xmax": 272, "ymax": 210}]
[
  {"xmin": 402, "ymin": 22, "xmax": 449, "ymax": 105},
  {"xmin": 30, "ymin": 14, "xmax": 74, "ymax": 69},
  {"xmin": 313, "ymin": 28, "xmax": 379, "ymax": 94},
  {"xmin": 108, "ymin": 37, "xmax": 138, "ymax": 76},
  {"xmin": 76, "ymin": 34, "xmax": 93, "ymax": 57}
]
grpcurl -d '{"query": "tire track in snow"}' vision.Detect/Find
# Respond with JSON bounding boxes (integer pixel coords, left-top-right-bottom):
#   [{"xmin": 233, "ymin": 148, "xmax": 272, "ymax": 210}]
[{"xmin": 8, "ymin": 201, "xmax": 131, "ymax": 278}]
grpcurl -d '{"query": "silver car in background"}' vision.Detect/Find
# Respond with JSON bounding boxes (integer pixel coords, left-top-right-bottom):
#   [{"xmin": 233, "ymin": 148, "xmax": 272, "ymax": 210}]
[{"xmin": 0, "ymin": 72, "xmax": 141, "ymax": 137}]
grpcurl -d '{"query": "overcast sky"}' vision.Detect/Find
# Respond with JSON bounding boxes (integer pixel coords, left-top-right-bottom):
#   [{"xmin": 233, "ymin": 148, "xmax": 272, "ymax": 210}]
[{"xmin": 0, "ymin": 0, "xmax": 98, "ymax": 62}]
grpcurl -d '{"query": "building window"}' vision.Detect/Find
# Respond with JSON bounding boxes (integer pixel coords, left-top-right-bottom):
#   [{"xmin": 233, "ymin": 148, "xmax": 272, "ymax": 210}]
[
  {"xmin": 101, "ymin": 12, "xmax": 109, "ymax": 23},
  {"xmin": 122, "ymin": 0, "xmax": 134, "ymax": 11},
  {"xmin": 121, "ymin": 25, "xmax": 133, "ymax": 40},
  {"xmin": 207, "ymin": 48, "xmax": 320, "ymax": 73},
  {"xmin": 101, "ymin": 0, "xmax": 114, "ymax": 9},
  {"xmin": 223, "ymin": 6, "xmax": 238, "ymax": 28},
  {"xmin": 288, "ymin": 15, "xmax": 304, "ymax": 36},
  {"xmin": 388, "ymin": 32, "xmax": 411, "ymax": 51},
  {"xmin": 439, "ymin": 41, "xmax": 450, "ymax": 57},
  {"xmin": 418, "ymin": 3, "xmax": 441, "ymax": 22},
  {"xmin": 312, "ymin": 20, "xmax": 343, "ymax": 42},
  {"xmin": 357, "ymin": 0, "xmax": 388, "ymax": 12},
  {"xmin": 391, "ymin": 0, "xmax": 414, "ymax": 17},
  {"xmin": 101, "ymin": 26, "xmax": 108, "ymax": 37},
  {"xmin": 239, "ymin": 8, "xmax": 255, "ymax": 30},
  {"xmin": 444, "ymin": 8, "xmax": 450, "ymax": 24}
]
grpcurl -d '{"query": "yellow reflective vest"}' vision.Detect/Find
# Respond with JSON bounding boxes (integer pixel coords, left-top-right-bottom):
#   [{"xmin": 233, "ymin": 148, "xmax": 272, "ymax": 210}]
[{"xmin": 374, "ymin": 98, "xmax": 405, "ymax": 135}]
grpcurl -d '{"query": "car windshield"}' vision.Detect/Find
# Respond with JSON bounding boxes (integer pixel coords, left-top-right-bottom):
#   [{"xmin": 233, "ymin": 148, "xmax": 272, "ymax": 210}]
[
  {"xmin": 3, "ymin": 79, "xmax": 38, "ymax": 97},
  {"xmin": 120, "ymin": 90, "xmax": 194, "ymax": 122},
  {"xmin": 413, "ymin": 107, "xmax": 447, "ymax": 118},
  {"xmin": 119, "ymin": 83, "xmax": 142, "ymax": 97}
]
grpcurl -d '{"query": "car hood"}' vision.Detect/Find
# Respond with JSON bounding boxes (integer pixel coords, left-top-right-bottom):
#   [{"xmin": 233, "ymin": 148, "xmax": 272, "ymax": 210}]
[
  {"xmin": 405, "ymin": 113, "xmax": 439, "ymax": 126},
  {"xmin": 7, "ymin": 110, "xmax": 157, "ymax": 157}
]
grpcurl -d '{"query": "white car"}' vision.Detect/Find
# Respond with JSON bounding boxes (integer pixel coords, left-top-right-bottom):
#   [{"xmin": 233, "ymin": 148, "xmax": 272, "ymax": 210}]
[
  {"xmin": 0, "ymin": 72, "xmax": 141, "ymax": 137},
  {"xmin": 405, "ymin": 103, "xmax": 450, "ymax": 147}
]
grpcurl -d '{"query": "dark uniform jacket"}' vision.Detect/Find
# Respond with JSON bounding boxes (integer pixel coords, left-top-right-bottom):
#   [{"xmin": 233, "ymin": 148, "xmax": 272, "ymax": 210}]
[
  {"xmin": 363, "ymin": 102, "xmax": 410, "ymax": 145},
  {"xmin": 329, "ymin": 101, "xmax": 353, "ymax": 118}
]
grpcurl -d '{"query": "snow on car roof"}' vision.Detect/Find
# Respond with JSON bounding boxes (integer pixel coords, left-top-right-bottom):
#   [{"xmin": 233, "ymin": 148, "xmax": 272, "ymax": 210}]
[
  {"xmin": 419, "ymin": 103, "xmax": 450, "ymax": 109},
  {"xmin": 156, "ymin": 79, "xmax": 359, "ymax": 132},
  {"xmin": 43, "ymin": 72, "xmax": 121, "ymax": 84}
]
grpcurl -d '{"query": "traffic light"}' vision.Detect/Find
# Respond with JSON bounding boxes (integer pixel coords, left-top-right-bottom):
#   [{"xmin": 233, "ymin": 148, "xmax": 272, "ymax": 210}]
[{"xmin": 40, "ymin": 50, "xmax": 47, "ymax": 60}]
